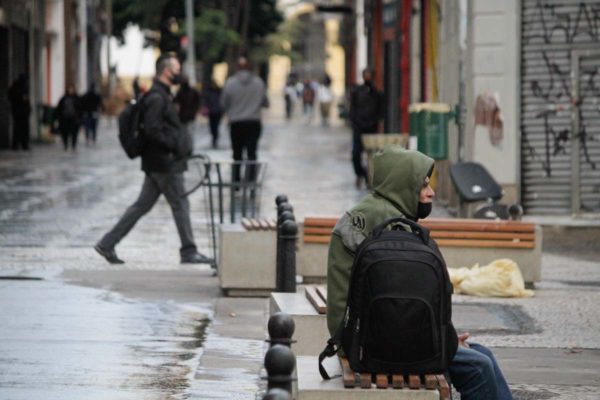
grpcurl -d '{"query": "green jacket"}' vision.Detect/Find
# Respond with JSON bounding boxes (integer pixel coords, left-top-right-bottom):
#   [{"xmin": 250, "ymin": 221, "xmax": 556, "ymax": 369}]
[{"xmin": 326, "ymin": 146, "xmax": 435, "ymax": 336}]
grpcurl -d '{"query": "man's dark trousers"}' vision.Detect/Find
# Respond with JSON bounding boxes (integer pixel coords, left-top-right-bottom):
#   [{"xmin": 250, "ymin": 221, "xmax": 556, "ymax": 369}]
[
  {"xmin": 230, "ymin": 120, "xmax": 261, "ymax": 183},
  {"xmin": 351, "ymin": 124, "xmax": 377, "ymax": 179},
  {"xmin": 98, "ymin": 172, "xmax": 197, "ymax": 256}
]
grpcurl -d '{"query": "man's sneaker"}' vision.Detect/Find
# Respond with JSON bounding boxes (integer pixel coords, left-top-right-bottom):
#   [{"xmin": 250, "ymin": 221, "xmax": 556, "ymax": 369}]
[
  {"xmin": 94, "ymin": 245, "xmax": 125, "ymax": 264},
  {"xmin": 181, "ymin": 252, "xmax": 211, "ymax": 264}
]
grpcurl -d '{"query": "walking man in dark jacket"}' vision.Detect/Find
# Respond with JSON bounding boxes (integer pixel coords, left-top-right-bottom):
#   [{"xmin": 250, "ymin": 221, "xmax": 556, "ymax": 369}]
[
  {"xmin": 8, "ymin": 73, "xmax": 31, "ymax": 151},
  {"xmin": 95, "ymin": 54, "xmax": 210, "ymax": 265},
  {"xmin": 349, "ymin": 69, "xmax": 383, "ymax": 188},
  {"xmin": 81, "ymin": 83, "xmax": 103, "ymax": 144}
]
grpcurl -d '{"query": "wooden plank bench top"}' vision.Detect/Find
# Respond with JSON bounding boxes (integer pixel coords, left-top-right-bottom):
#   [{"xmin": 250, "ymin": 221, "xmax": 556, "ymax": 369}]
[
  {"xmin": 305, "ymin": 285, "xmax": 327, "ymax": 314},
  {"xmin": 303, "ymin": 216, "xmax": 536, "ymax": 249},
  {"xmin": 241, "ymin": 217, "xmax": 277, "ymax": 231},
  {"xmin": 340, "ymin": 357, "xmax": 450, "ymax": 399}
]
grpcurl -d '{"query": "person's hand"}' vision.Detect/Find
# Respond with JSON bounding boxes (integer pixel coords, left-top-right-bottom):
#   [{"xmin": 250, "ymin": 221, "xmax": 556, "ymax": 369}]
[{"xmin": 458, "ymin": 332, "xmax": 470, "ymax": 348}]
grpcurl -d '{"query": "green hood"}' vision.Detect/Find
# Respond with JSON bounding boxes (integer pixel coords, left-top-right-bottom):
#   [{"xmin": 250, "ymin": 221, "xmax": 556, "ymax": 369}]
[{"xmin": 371, "ymin": 145, "xmax": 434, "ymax": 219}]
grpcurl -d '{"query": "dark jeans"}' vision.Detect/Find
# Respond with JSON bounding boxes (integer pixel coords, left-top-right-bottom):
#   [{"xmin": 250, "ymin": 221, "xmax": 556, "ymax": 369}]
[
  {"xmin": 84, "ymin": 113, "xmax": 98, "ymax": 142},
  {"xmin": 98, "ymin": 172, "xmax": 197, "ymax": 256},
  {"xmin": 351, "ymin": 124, "xmax": 377, "ymax": 178},
  {"xmin": 230, "ymin": 120, "xmax": 262, "ymax": 183},
  {"xmin": 449, "ymin": 343, "xmax": 513, "ymax": 400},
  {"xmin": 11, "ymin": 116, "xmax": 30, "ymax": 150},
  {"xmin": 60, "ymin": 119, "xmax": 80, "ymax": 150},
  {"xmin": 208, "ymin": 112, "xmax": 222, "ymax": 145}
]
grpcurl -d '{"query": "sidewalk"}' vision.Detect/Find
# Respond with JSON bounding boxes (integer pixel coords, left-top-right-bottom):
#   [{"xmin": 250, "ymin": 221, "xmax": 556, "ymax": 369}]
[{"xmin": 0, "ymin": 105, "xmax": 599, "ymax": 399}]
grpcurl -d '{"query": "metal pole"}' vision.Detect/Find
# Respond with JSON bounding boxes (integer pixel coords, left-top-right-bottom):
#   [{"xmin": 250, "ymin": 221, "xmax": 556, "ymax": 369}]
[
  {"xmin": 184, "ymin": 0, "xmax": 196, "ymax": 85},
  {"xmin": 264, "ymin": 344, "xmax": 295, "ymax": 393},
  {"xmin": 571, "ymin": 50, "xmax": 581, "ymax": 217},
  {"xmin": 280, "ymin": 219, "xmax": 297, "ymax": 293},
  {"xmin": 106, "ymin": 0, "xmax": 113, "ymax": 96}
]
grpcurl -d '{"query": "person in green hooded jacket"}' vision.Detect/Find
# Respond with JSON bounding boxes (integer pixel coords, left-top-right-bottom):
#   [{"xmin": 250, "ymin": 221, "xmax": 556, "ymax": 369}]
[{"xmin": 327, "ymin": 145, "xmax": 513, "ymax": 400}]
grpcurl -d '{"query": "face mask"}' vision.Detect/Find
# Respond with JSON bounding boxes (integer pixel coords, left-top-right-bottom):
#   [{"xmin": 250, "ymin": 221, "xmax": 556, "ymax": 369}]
[
  {"xmin": 169, "ymin": 71, "xmax": 183, "ymax": 85},
  {"xmin": 417, "ymin": 202, "xmax": 432, "ymax": 219}
]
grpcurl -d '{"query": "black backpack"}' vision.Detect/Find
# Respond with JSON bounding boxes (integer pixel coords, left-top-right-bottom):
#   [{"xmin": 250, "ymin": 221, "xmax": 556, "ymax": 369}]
[
  {"xmin": 319, "ymin": 217, "xmax": 455, "ymax": 378},
  {"xmin": 118, "ymin": 96, "xmax": 145, "ymax": 159}
]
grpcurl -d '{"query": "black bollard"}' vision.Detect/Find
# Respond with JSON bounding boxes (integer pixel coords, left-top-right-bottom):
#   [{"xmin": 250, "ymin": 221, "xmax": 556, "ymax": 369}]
[
  {"xmin": 276, "ymin": 210, "xmax": 295, "ymax": 292},
  {"xmin": 262, "ymin": 388, "xmax": 291, "ymax": 400},
  {"xmin": 264, "ymin": 344, "xmax": 296, "ymax": 393},
  {"xmin": 267, "ymin": 312, "xmax": 295, "ymax": 347},
  {"xmin": 275, "ymin": 194, "xmax": 289, "ymax": 207},
  {"xmin": 280, "ymin": 219, "xmax": 298, "ymax": 293},
  {"xmin": 277, "ymin": 202, "xmax": 294, "ymax": 216}
]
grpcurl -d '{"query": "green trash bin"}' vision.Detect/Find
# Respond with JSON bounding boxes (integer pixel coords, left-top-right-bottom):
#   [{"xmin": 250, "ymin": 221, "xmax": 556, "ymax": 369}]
[{"xmin": 409, "ymin": 103, "xmax": 456, "ymax": 160}]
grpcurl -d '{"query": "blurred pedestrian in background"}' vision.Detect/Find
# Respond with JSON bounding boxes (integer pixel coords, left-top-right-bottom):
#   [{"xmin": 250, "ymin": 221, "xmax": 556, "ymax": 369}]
[
  {"xmin": 349, "ymin": 69, "xmax": 383, "ymax": 188},
  {"xmin": 81, "ymin": 83, "xmax": 103, "ymax": 145},
  {"xmin": 202, "ymin": 79, "xmax": 223, "ymax": 149},
  {"xmin": 8, "ymin": 73, "xmax": 31, "ymax": 151},
  {"xmin": 318, "ymin": 74, "xmax": 333, "ymax": 127},
  {"xmin": 132, "ymin": 76, "xmax": 141, "ymax": 99},
  {"xmin": 284, "ymin": 79, "xmax": 297, "ymax": 120},
  {"xmin": 54, "ymin": 84, "xmax": 82, "ymax": 151},
  {"xmin": 221, "ymin": 57, "xmax": 269, "ymax": 184},
  {"xmin": 302, "ymin": 78, "xmax": 316, "ymax": 124},
  {"xmin": 174, "ymin": 76, "xmax": 201, "ymax": 136}
]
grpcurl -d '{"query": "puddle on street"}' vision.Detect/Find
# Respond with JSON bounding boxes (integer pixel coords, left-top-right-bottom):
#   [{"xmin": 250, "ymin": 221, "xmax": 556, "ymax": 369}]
[{"xmin": 0, "ymin": 275, "xmax": 211, "ymax": 400}]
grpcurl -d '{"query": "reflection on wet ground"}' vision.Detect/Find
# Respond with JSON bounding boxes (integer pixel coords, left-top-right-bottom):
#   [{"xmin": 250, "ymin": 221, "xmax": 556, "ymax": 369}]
[{"xmin": 0, "ymin": 272, "xmax": 210, "ymax": 400}]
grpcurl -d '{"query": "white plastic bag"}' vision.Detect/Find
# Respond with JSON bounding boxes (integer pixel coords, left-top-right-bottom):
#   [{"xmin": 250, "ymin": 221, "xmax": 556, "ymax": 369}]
[{"xmin": 448, "ymin": 258, "xmax": 534, "ymax": 298}]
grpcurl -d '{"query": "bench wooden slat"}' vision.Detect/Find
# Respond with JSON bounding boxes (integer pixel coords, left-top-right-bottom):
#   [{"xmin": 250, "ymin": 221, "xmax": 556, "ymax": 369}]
[
  {"xmin": 241, "ymin": 218, "xmax": 253, "ymax": 230},
  {"xmin": 360, "ymin": 373, "xmax": 372, "ymax": 388},
  {"xmin": 391, "ymin": 374, "xmax": 404, "ymax": 388},
  {"xmin": 436, "ymin": 374, "xmax": 451, "ymax": 400},
  {"xmin": 304, "ymin": 217, "xmax": 339, "ymax": 228},
  {"xmin": 431, "ymin": 230, "xmax": 535, "ymax": 241},
  {"xmin": 408, "ymin": 374, "xmax": 421, "ymax": 389},
  {"xmin": 315, "ymin": 286, "xmax": 327, "ymax": 303},
  {"xmin": 424, "ymin": 374, "xmax": 437, "ymax": 390},
  {"xmin": 257, "ymin": 218, "xmax": 270, "ymax": 230},
  {"xmin": 305, "ymin": 286, "xmax": 327, "ymax": 314},
  {"xmin": 422, "ymin": 219, "xmax": 535, "ymax": 233},
  {"xmin": 303, "ymin": 227, "xmax": 334, "ymax": 235},
  {"xmin": 340, "ymin": 357, "xmax": 357, "ymax": 388},
  {"xmin": 304, "ymin": 235, "xmax": 331, "ymax": 244},
  {"xmin": 375, "ymin": 374, "xmax": 388, "ymax": 389},
  {"xmin": 436, "ymin": 238, "xmax": 535, "ymax": 249}
]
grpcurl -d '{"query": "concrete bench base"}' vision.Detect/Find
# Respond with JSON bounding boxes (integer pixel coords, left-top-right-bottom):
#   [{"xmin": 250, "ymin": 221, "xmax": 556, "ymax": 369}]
[
  {"xmin": 296, "ymin": 356, "xmax": 439, "ymax": 400},
  {"xmin": 218, "ymin": 223, "xmax": 276, "ymax": 296},
  {"xmin": 270, "ymin": 291, "xmax": 329, "ymax": 356}
]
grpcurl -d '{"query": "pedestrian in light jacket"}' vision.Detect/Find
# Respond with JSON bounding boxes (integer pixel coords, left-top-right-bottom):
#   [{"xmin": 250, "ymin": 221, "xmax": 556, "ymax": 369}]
[{"xmin": 220, "ymin": 57, "xmax": 269, "ymax": 184}]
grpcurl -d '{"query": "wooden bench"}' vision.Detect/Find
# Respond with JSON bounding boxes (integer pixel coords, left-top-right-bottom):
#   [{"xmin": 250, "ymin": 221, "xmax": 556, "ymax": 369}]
[
  {"xmin": 298, "ymin": 216, "xmax": 542, "ymax": 284},
  {"xmin": 241, "ymin": 217, "xmax": 277, "ymax": 231},
  {"xmin": 339, "ymin": 357, "xmax": 450, "ymax": 399}
]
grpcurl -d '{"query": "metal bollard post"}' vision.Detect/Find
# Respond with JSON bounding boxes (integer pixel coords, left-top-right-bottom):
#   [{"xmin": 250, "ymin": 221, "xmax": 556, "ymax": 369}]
[
  {"xmin": 264, "ymin": 344, "xmax": 296, "ymax": 393},
  {"xmin": 275, "ymin": 194, "xmax": 289, "ymax": 207},
  {"xmin": 277, "ymin": 202, "xmax": 294, "ymax": 216},
  {"xmin": 262, "ymin": 388, "xmax": 291, "ymax": 400},
  {"xmin": 267, "ymin": 312, "xmax": 295, "ymax": 348},
  {"xmin": 276, "ymin": 210, "xmax": 295, "ymax": 292},
  {"xmin": 280, "ymin": 220, "xmax": 298, "ymax": 293}
]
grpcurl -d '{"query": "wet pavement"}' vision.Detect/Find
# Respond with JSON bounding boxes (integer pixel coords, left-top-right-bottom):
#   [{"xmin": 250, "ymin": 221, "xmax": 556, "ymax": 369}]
[{"xmin": 1, "ymin": 102, "xmax": 599, "ymax": 399}]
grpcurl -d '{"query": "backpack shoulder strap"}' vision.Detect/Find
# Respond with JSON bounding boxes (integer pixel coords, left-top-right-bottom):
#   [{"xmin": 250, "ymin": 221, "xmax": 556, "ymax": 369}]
[{"xmin": 318, "ymin": 322, "xmax": 344, "ymax": 380}]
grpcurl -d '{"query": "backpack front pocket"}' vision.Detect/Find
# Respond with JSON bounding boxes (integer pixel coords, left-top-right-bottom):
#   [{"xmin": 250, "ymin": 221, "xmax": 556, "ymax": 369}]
[{"xmin": 364, "ymin": 296, "xmax": 439, "ymax": 363}]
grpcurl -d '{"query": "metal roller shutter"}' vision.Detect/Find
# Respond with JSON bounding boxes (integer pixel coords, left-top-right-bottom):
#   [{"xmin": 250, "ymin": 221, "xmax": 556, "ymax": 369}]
[{"xmin": 520, "ymin": 0, "xmax": 600, "ymax": 215}]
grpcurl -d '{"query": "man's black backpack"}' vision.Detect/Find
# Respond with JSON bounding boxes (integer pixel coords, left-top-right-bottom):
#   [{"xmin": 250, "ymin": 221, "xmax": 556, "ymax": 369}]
[
  {"xmin": 118, "ymin": 97, "xmax": 145, "ymax": 159},
  {"xmin": 319, "ymin": 217, "xmax": 456, "ymax": 378}
]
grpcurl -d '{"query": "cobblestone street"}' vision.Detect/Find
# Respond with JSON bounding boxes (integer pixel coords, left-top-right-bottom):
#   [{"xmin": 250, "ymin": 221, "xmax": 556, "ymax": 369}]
[{"xmin": 0, "ymin": 108, "xmax": 599, "ymax": 399}]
